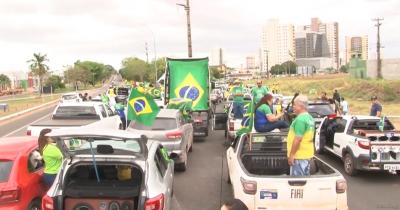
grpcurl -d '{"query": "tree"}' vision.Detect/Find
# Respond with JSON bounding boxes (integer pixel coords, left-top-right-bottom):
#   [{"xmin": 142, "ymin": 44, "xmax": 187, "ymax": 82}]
[
  {"xmin": 75, "ymin": 61, "xmax": 109, "ymax": 86},
  {"xmin": 27, "ymin": 53, "xmax": 49, "ymax": 95},
  {"xmin": 270, "ymin": 64, "xmax": 284, "ymax": 75},
  {"xmin": 120, "ymin": 57, "xmax": 150, "ymax": 82},
  {"xmin": 340, "ymin": 65, "xmax": 348, "ymax": 73},
  {"xmin": 64, "ymin": 66, "xmax": 91, "ymax": 90},
  {"xmin": 282, "ymin": 61, "xmax": 297, "ymax": 75},
  {"xmin": 210, "ymin": 66, "xmax": 223, "ymax": 79},
  {"xmin": 45, "ymin": 75, "xmax": 65, "ymax": 90},
  {"xmin": 0, "ymin": 74, "xmax": 11, "ymax": 89}
]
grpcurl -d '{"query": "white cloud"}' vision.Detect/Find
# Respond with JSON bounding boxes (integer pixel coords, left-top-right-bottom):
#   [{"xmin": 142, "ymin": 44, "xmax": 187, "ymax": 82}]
[{"xmin": 0, "ymin": 0, "xmax": 399, "ymax": 72}]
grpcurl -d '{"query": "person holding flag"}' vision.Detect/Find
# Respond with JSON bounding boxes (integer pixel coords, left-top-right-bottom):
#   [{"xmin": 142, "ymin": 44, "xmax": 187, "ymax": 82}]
[
  {"xmin": 127, "ymin": 87, "xmax": 160, "ymax": 126},
  {"xmin": 254, "ymin": 94, "xmax": 288, "ymax": 133}
]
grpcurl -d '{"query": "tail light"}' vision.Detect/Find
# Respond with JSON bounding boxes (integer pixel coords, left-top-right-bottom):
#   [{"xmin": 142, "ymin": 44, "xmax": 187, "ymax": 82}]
[
  {"xmin": 166, "ymin": 131, "xmax": 183, "ymax": 139},
  {"xmin": 145, "ymin": 194, "xmax": 164, "ymax": 210},
  {"xmin": 328, "ymin": 114, "xmax": 337, "ymax": 119},
  {"xmin": 0, "ymin": 187, "xmax": 20, "ymax": 203},
  {"xmin": 240, "ymin": 177, "xmax": 257, "ymax": 195},
  {"xmin": 26, "ymin": 130, "xmax": 31, "ymax": 136},
  {"xmin": 357, "ymin": 140, "xmax": 370, "ymax": 150},
  {"xmin": 336, "ymin": 179, "xmax": 347, "ymax": 194},
  {"xmin": 42, "ymin": 195, "xmax": 54, "ymax": 210},
  {"xmin": 229, "ymin": 121, "xmax": 234, "ymax": 131}
]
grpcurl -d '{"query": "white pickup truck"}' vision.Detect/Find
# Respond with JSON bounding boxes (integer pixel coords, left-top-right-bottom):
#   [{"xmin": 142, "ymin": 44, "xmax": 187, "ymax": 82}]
[
  {"xmin": 315, "ymin": 115, "xmax": 400, "ymax": 176},
  {"xmin": 227, "ymin": 132, "xmax": 348, "ymax": 210},
  {"xmin": 27, "ymin": 102, "xmax": 122, "ymax": 136}
]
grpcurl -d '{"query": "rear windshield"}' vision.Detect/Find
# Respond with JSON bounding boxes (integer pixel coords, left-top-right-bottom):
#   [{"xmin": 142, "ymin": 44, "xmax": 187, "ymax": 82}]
[
  {"xmin": 308, "ymin": 104, "xmax": 334, "ymax": 117},
  {"xmin": 117, "ymin": 88, "xmax": 129, "ymax": 96},
  {"xmin": 249, "ymin": 135, "xmax": 287, "ymax": 151},
  {"xmin": 351, "ymin": 120, "xmax": 395, "ymax": 131},
  {"xmin": 62, "ymin": 95, "xmax": 78, "ymax": 100},
  {"xmin": 60, "ymin": 137, "xmax": 142, "ymax": 155},
  {"xmin": 130, "ymin": 118, "xmax": 177, "ymax": 130},
  {"xmin": 0, "ymin": 161, "xmax": 13, "ymax": 182},
  {"xmin": 54, "ymin": 106, "xmax": 99, "ymax": 119}
]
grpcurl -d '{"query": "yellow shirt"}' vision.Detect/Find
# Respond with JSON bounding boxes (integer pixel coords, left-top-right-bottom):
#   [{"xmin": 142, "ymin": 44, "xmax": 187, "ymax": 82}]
[{"xmin": 287, "ymin": 112, "xmax": 315, "ymax": 159}]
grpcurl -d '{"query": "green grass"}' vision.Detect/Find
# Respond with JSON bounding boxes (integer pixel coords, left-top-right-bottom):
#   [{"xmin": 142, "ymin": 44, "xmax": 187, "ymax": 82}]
[{"xmin": 0, "ymin": 95, "xmax": 58, "ymax": 117}]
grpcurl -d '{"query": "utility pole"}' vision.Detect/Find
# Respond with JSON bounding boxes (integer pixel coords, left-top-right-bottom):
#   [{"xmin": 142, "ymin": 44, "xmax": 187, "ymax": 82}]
[
  {"xmin": 177, "ymin": 0, "xmax": 193, "ymax": 57},
  {"xmin": 372, "ymin": 18, "xmax": 384, "ymax": 79},
  {"xmin": 145, "ymin": 42, "xmax": 149, "ymax": 63}
]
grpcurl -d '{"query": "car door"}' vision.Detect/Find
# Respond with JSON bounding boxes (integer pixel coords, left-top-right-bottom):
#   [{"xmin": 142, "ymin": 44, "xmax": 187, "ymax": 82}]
[
  {"xmin": 23, "ymin": 149, "xmax": 46, "ymax": 205},
  {"xmin": 314, "ymin": 117, "xmax": 327, "ymax": 153},
  {"xmin": 332, "ymin": 118, "xmax": 348, "ymax": 155},
  {"xmin": 154, "ymin": 145, "xmax": 174, "ymax": 209}
]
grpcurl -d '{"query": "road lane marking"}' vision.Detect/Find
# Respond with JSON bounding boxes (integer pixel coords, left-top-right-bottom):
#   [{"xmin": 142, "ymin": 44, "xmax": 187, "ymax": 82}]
[{"xmin": 2, "ymin": 112, "xmax": 53, "ymax": 137}]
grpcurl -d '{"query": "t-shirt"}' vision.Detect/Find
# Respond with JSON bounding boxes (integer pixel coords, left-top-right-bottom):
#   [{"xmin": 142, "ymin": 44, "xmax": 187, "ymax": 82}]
[
  {"xmin": 287, "ymin": 112, "xmax": 315, "ymax": 159},
  {"xmin": 255, "ymin": 104, "xmax": 273, "ymax": 128},
  {"xmin": 370, "ymin": 103, "xmax": 382, "ymax": 116},
  {"xmin": 251, "ymin": 86, "xmax": 269, "ymax": 103},
  {"xmin": 341, "ymin": 101, "xmax": 349, "ymax": 112},
  {"xmin": 43, "ymin": 144, "xmax": 63, "ymax": 174},
  {"xmin": 231, "ymin": 86, "xmax": 244, "ymax": 103}
]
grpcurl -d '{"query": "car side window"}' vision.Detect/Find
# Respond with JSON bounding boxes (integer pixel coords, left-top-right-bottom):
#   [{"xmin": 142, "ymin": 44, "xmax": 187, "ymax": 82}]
[
  {"xmin": 154, "ymin": 147, "xmax": 168, "ymax": 177},
  {"xmin": 335, "ymin": 119, "xmax": 347, "ymax": 133},
  {"xmin": 98, "ymin": 105, "xmax": 107, "ymax": 118},
  {"xmin": 28, "ymin": 150, "xmax": 43, "ymax": 173}
]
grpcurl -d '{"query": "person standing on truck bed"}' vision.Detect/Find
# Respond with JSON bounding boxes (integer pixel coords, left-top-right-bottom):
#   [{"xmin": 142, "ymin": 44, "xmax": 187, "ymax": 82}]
[
  {"xmin": 251, "ymin": 80, "xmax": 269, "ymax": 104},
  {"xmin": 254, "ymin": 94, "xmax": 288, "ymax": 132},
  {"xmin": 230, "ymin": 80, "xmax": 245, "ymax": 119},
  {"xmin": 38, "ymin": 129, "xmax": 63, "ymax": 187},
  {"xmin": 370, "ymin": 96, "xmax": 382, "ymax": 117},
  {"xmin": 287, "ymin": 95, "xmax": 315, "ymax": 176}
]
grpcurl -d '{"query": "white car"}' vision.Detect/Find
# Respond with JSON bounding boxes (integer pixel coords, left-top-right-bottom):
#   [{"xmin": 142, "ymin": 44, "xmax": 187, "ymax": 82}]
[
  {"xmin": 60, "ymin": 92, "xmax": 82, "ymax": 103},
  {"xmin": 315, "ymin": 115, "xmax": 400, "ymax": 176},
  {"xmin": 27, "ymin": 102, "xmax": 122, "ymax": 136},
  {"xmin": 226, "ymin": 132, "xmax": 348, "ymax": 210},
  {"xmin": 225, "ymin": 100, "xmax": 252, "ymax": 141},
  {"xmin": 42, "ymin": 128, "xmax": 174, "ymax": 210}
]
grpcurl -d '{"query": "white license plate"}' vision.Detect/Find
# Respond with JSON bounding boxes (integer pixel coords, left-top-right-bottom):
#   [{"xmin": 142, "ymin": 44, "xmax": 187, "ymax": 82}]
[
  {"xmin": 384, "ymin": 164, "xmax": 400, "ymax": 170},
  {"xmin": 194, "ymin": 132, "xmax": 205, "ymax": 135}
]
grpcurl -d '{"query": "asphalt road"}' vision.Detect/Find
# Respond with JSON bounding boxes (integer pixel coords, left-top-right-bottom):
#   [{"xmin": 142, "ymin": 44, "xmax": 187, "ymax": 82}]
[{"xmin": 1, "ymin": 104, "xmax": 399, "ymax": 210}]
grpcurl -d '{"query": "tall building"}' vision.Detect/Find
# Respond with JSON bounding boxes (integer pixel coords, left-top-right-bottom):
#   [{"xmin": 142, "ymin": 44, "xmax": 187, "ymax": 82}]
[
  {"xmin": 345, "ymin": 36, "xmax": 368, "ymax": 63},
  {"xmin": 295, "ymin": 31, "xmax": 324, "ymax": 58},
  {"xmin": 246, "ymin": 56, "xmax": 256, "ymax": 70},
  {"xmin": 261, "ymin": 19, "xmax": 295, "ymax": 72},
  {"xmin": 210, "ymin": 48, "xmax": 224, "ymax": 66},
  {"xmin": 303, "ymin": 18, "xmax": 339, "ymax": 69}
]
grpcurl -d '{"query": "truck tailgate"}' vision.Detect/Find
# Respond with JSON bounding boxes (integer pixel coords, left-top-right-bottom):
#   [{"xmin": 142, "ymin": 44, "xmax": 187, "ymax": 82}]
[{"xmin": 254, "ymin": 176, "xmax": 339, "ymax": 210}]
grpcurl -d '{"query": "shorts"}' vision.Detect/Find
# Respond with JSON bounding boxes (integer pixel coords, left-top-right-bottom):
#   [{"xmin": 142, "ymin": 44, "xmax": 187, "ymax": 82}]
[{"xmin": 290, "ymin": 159, "xmax": 311, "ymax": 176}]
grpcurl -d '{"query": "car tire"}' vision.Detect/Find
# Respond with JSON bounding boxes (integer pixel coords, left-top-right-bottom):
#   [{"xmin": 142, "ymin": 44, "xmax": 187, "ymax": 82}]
[
  {"xmin": 27, "ymin": 199, "xmax": 41, "ymax": 210},
  {"xmin": 343, "ymin": 153, "xmax": 358, "ymax": 176}
]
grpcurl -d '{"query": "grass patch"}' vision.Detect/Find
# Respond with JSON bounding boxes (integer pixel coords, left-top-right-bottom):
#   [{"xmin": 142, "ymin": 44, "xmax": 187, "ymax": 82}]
[{"xmin": 0, "ymin": 95, "xmax": 58, "ymax": 117}]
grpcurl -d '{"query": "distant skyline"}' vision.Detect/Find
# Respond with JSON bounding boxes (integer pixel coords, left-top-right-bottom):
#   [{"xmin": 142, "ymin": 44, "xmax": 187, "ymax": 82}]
[{"xmin": 0, "ymin": 0, "xmax": 399, "ymax": 72}]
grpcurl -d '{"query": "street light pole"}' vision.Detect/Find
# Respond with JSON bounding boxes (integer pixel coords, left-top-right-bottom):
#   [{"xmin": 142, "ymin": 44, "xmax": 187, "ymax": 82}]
[{"xmin": 177, "ymin": 0, "xmax": 193, "ymax": 58}]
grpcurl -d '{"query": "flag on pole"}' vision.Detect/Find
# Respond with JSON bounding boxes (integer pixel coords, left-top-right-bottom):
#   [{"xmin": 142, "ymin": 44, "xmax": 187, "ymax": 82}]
[
  {"xmin": 127, "ymin": 88, "xmax": 160, "ymax": 126},
  {"xmin": 236, "ymin": 100, "xmax": 254, "ymax": 137}
]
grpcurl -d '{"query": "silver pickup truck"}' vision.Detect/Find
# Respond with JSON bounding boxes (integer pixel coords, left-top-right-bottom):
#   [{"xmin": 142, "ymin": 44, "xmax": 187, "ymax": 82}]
[{"xmin": 27, "ymin": 102, "xmax": 122, "ymax": 136}]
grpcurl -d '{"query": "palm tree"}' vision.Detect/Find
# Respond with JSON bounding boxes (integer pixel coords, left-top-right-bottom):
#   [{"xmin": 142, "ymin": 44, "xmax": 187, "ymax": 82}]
[{"xmin": 27, "ymin": 53, "xmax": 49, "ymax": 95}]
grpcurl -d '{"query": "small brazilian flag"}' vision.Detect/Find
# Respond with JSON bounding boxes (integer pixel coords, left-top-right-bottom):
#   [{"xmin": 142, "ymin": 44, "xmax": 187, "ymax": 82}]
[
  {"xmin": 127, "ymin": 88, "xmax": 160, "ymax": 126},
  {"xmin": 236, "ymin": 100, "xmax": 254, "ymax": 137}
]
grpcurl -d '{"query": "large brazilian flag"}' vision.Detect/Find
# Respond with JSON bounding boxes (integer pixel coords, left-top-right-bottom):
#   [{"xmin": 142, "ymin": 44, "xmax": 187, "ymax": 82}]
[{"xmin": 166, "ymin": 58, "xmax": 209, "ymax": 111}]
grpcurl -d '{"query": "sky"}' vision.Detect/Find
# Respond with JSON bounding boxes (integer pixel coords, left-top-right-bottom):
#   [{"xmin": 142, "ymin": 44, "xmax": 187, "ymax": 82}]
[{"xmin": 0, "ymin": 0, "xmax": 399, "ymax": 73}]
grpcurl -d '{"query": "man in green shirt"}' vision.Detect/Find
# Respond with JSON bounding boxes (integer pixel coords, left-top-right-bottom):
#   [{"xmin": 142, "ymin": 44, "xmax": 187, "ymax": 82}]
[
  {"xmin": 251, "ymin": 80, "xmax": 269, "ymax": 103},
  {"xmin": 287, "ymin": 95, "xmax": 315, "ymax": 176},
  {"xmin": 42, "ymin": 141, "xmax": 63, "ymax": 187},
  {"xmin": 230, "ymin": 80, "xmax": 244, "ymax": 119}
]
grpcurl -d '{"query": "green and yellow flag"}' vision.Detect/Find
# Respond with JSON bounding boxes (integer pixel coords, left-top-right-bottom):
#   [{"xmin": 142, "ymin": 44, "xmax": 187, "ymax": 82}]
[
  {"xmin": 166, "ymin": 58, "xmax": 209, "ymax": 111},
  {"xmin": 127, "ymin": 88, "xmax": 160, "ymax": 126},
  {"xmin": 236, "ymin": 100, "xmax": 254, "ymax": 136}
]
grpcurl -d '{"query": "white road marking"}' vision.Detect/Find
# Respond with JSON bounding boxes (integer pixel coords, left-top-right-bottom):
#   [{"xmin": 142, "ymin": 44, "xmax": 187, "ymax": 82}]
[{"xmin": 2, "ymin": 112, "xmax": 52, "ymax": 137}]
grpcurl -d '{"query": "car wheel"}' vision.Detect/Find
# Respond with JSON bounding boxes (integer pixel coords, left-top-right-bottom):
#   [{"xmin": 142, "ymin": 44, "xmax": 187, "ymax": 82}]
[
  {"xmin": 343, "ymin": 153, "xmax": 358, "ymax": 176},
  {"xmin": 27, "ymin": 199, "xmax": 41, "ymax": 210}
]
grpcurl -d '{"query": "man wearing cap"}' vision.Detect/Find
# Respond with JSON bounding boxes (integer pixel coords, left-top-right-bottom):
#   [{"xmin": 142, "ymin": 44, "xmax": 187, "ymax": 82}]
[
  {"xmin": 370, "ymin": 96, "xmax": 382, "ymax": 117},
  {"xmin": 230, "ymin": 80, "xmax": 245, "ymax": 119},
  {"xmin": 251, "ymin": 80, "xmax": 269, "ymax": 104}
]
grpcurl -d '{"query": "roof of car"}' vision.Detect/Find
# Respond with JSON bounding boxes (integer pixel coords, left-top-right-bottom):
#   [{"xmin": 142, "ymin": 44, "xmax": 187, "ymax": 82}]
[
  {"xmin": 0, "ymin": 136, "xmax": 38, "ymax": 159},
  {"xmin": 341, "ymin": 115, "xmax": 381, "ymax": 120},
  {"xmin": 57, "ymin": 101, "xmax": 103, "ymax": 107},
  {"xmin": 157, "ymin": 109, "xmax": 179, "ymax": 118},
  {"xmin": 48, "ymin": 128, "xmax": 144, "ymax": 139}
]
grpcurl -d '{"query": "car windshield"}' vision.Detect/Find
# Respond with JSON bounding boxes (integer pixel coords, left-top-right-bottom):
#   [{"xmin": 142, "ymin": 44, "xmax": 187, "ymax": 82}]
[
  {"xmin": 59, "ymin": 137, "xmax": 142, "ymax": 155},
  {"xmin": 0, "ymin": 161, "xmax": 13, "ymax": 182},
  {"xmin": 54, "ymin": 106, "xmax": 98, "ymax": 119},
  {"xmin": 308, "ymin": 104, "xmax": 334, "ymax": 117},
  {"xmin": 62, "ymin": 95, "xmax": 78, "ymax": 100},
  {"xmin": 131, "ymin": 118, "xmax": 177, "ymax": 130}
]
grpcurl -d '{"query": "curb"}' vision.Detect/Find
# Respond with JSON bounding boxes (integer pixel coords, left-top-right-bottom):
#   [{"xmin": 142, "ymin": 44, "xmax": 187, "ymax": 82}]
[{"xmin": 0, "ymin": 99, "xmax": 59, "ymax": 122}]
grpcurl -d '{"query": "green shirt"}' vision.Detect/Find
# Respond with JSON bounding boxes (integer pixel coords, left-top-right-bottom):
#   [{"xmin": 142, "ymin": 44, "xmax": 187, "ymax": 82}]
[
  {"xmin": 257, "ymin": 104, "xmax": 272, "ymax": 115},
  {"xmin": 43, "ymin": 144, "xmax": 63, "ymax": 174},
  {"xmin": 231, "ymin": 86, "xmax": 244, "ymax": 103},
  {"xmin": 252, "ymin": 86, "xmax": 269, "ymax": 103},
  {"xmin": 287, "ymin": 112, "xmax": 315, "ymax": 159}
]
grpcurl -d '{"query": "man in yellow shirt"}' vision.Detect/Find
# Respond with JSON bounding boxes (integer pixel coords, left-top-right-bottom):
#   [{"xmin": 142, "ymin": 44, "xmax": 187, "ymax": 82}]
[{"xmin": 287, "ymin": 95, "xmax": 315, "ymax": 176}]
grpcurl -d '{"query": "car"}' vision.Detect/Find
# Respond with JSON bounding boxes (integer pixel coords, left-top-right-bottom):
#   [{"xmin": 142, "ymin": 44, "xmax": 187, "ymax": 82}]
[
  {"xmin": 308, "ymin": 101, "xmax": 336, "ymax": 128},
  {"xmin": 315, "ymin": 115, "xmax": 400, "ymax": 176},
  {"xmin": 115, "ymin": 87, "xmax": 130, "ymax": 104},
  {"xmin": 225, "ymin": 100, "xmax": 252, "ymax": 141},
  {"xmin": 0, "ymin": 136, "xmax": 47, "ymax": 210},
  {"xmin": 127, "ymin": 109, "xmax": 194, "ymax": 171},
  {"xmin": 191, "ymin": 111, "xmax": 210, "ymax": 138},
  {"xmin": 27, "ymin": 101, "xmax": 122, "ymax": 136},
  {"xmin": 42, "ymin": 128, "xmax": 174, "ymax": 210},
  {"xmin": 226, "ymin": 132, "xmax": 348, "ymax": 210},
  {"xmin": 60, "ymin": 92, "xmax": 82, "ymax": 103}
]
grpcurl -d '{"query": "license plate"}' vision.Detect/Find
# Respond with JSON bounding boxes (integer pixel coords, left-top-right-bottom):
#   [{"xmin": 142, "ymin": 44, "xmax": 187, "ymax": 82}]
[
  {"xmin": 194, "ymin": 132, "xmax": 205, "ymax": 135},
  {"xmin": 384, "ymin": 164, "xmax": 400, "ymax": 170}
]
